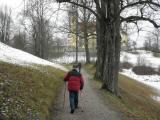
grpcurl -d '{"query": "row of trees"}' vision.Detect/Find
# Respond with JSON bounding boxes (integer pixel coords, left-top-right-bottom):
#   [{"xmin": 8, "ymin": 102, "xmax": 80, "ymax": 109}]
[
  {"xmin": 79, "ymin": 0, "xmax": 96, "ymax": 63},
  {"xmin": 0, "ymin": 1, "xmax": 67, "ymax": 59},
  {"xmin": 22, "ymin": 0, "xmax": 58, "ymax": 59},
  {"xmin": 144, "ymin": 28, "xmax": 160, "ymax": 52},
  {"xmin": 0, "ymin": 6, "xmax": 12, "ymax": 44},
  {"xmin": 57, "ymin": 0, "xmax": 160, "ymax": 95},
  {"xmin": 57, "ymin": 1, "xmax": 96, "ymax": 63}
]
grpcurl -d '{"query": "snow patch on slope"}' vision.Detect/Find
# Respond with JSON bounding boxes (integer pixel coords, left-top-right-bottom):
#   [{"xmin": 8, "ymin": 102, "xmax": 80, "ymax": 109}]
[
  {"xmin": 120, "ymin": 69, "xmax": 160, "ymax": 91},
  {"xmin": 0, "ymin": 42, "xmax": 67, "ymax": 71}
]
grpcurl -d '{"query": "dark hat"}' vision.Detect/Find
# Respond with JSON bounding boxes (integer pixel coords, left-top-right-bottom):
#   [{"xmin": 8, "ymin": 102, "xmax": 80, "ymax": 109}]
[{"xmin": 73, "ymin": 64, "xmax": 78, "ymax": 69}]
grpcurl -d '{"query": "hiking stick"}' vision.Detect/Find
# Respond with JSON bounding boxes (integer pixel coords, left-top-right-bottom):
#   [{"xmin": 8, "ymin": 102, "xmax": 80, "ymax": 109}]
[
  {"xmin": 63, "ymin": 82, "xmax": 67, "ymax": 108},
  {"xmin": 80, "ymin": 90, "xmax": 84, "ymax": 112}
]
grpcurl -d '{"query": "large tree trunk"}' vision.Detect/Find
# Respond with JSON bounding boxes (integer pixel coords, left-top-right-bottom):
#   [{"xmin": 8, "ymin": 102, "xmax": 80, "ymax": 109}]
[
  {"xmin": 75, "ymin": 5, "xmax": 79, "ymax": 63},
  {"xmin": 95, "ymin": 0, "xmax": 121, "ymax": 95},
  {"xmin": 95, "ymin": 17, "xmax": 106, "ymax": 80},
  {"xmin": 95, "ymin": 0, "xmax": 107, "ymax": 80},
  {"xmin": 102, "ymin": 0, "xmax": 121, "ymax": 95},
  {"xmin": 83, "ymin": 4, "xmax": 90, "ymax": 64},
  {"xmin": 84, "ymin": 28, "xmax": 90, "ymax": 63}
]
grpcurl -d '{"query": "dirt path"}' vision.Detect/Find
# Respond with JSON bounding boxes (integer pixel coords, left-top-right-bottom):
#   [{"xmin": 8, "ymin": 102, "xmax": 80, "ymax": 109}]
[{"xmin": 52, "ymin": 70, "xmax": 122, "ymax": 120}]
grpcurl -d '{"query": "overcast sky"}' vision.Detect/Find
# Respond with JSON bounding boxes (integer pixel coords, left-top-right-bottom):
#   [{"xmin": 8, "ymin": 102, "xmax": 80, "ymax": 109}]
[
  {"xmin": 0, "ymin": 0, "xmax": 22, "ymax": 7},
  {"xmin": 0, "ymin": 0, "xmax": 24, "ymax": 23},
  {"xmin": 0, "ymin": 0, "xmax": 23, "ymax": 13}
]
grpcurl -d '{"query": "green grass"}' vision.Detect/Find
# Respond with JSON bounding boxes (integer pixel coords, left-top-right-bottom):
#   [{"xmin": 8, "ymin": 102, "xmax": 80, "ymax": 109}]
[
  {"xmin": 85, "ymin": 64, "xmax": 160, "ymax": 120},
  {"xmin": 0, "ymin": 61, "xmax": 65, "ymax": 120}
]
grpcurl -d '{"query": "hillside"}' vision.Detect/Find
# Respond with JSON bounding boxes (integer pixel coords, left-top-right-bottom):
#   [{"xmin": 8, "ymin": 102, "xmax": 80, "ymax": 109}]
[
  {"xmin": 0, "ymin": 42, "xmax": 67, "ymax": 120},
  {"xmin": 0, "ymin": 42, "xmax": 67, "ymax": 71}
]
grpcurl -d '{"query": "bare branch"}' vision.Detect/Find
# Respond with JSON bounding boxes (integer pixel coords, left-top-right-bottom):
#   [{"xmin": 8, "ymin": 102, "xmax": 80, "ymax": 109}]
[
  {"xmin": 120, "ymin": 0, "xmax": 160, "ymax": 13},
  {"xmin": 58, "ymin": 0, "xmax": 99, "ymax": 18},
  {"xmin": 121, "ymin": 16, "xmax": 160, "ymax": 28}
]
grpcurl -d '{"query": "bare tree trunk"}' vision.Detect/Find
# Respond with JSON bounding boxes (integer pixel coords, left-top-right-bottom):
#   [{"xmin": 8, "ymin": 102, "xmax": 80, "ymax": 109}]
[
  {"xmin": 84, "ymin": 30, "xmax": 90, "ymax": 63},
  {"xmin": 156, "ymin": 35, "xmax": 159, "ymax": 51},
  {"xmin": 75, "ymin": 4, "xmax": 79, "ymax": 63},
  {"xmin": 0, "ymin": 7, "xmax": 11, "ymax": 44},
  {"xmin": 83, "ymin": 1, "xmax": 90, "ymax": 64},
  {"xmin": 95, "ymin": 17, "xmax": 105, "ymax": 80},
  {"xmin": 101, "ymin": 0, "xmax": 121, "ymax": 95},
  {"xmin": 95, "ymin": 0, "xmax": 106, "ymax": 80}
]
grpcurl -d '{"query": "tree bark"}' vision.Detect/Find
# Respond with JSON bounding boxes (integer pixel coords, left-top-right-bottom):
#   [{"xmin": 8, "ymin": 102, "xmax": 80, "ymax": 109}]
[
  {"xmin": 95, "ymin": 0, "xmax": 106, "ymax": 80},
  {"xmin": 84, "ymin": 25, "xmax": 90, "ymax": 63},
  {"xmin": 101, "ymin": 0, "xmax": 121, "ymax": 95},
  {"xmin": 95, "ymin": 17, "xmax": 105, "ymax": 80},
  {"xmin": 83, "ymin": 2, "xmax": 90, "ymax": 64},
  {"xmin": 75, "ymin": 4, "xmax": 79, "ymax": 63}
]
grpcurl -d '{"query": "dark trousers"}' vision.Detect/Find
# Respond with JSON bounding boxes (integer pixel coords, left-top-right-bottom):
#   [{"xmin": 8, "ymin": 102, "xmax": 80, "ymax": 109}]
[{"xmin": 69, "ymin": 91, "xmax": 78, "ymax": 110}]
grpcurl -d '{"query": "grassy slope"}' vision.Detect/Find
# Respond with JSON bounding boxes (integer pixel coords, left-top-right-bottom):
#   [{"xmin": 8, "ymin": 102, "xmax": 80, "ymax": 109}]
[
  {"xmin": 0, "ymin": 61, "xmax": 65, "ymax": 120},
  {"xmin": 85, "ymin": 64, "xmax": 160, "ymax": 120}
]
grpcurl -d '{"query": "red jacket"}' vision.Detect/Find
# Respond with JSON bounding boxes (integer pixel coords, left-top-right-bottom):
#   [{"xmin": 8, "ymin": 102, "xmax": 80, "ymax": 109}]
[{"xmin": 64, "ymin": 69, "xmax": 84, "ymax": 92}]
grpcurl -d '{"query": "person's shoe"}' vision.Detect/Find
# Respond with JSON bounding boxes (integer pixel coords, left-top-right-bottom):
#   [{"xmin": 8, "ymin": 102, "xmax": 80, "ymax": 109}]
[{"xmin": 70, "ymin": 109, "xmax": 74, "ymax": 114}]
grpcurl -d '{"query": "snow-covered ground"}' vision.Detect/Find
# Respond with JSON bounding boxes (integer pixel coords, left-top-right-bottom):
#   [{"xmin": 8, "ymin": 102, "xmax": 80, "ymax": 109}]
[
  {"xmin": 120, "ymin": 50, "xmax": 160, "ymax": 69},
  {"xmin": 152, "ymin": 96, "xmax": 160, "ymax": 102},
  {"xmin": 120, "ymin": 69, "xmax": 160, "ymax": 91},
  {"xmin": 0, "ymin": 42, "xmax": 67, "ymax": 71},
  {"xmin": 120, "ymin": 50, "xmax": 160, "ymax": 90},
  {"xmin": 120, "ymin": 50, "xmax": 160, "ymax": 102}
]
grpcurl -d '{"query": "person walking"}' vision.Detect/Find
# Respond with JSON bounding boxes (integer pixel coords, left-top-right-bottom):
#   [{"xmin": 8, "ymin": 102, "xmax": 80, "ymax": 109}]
[
  {"xmin": 78, "ymin": 62, "xmax": 82, "ymax": 73},
  {"xmin": 64, "ymin": 64, "xmax": 84, "ymax": 114}
]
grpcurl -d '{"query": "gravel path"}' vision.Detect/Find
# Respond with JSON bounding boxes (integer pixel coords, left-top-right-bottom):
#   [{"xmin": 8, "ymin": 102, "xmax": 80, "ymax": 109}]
[{"xmin": 52, "ymin": 70, "xmax": 122, "ymax": 120}]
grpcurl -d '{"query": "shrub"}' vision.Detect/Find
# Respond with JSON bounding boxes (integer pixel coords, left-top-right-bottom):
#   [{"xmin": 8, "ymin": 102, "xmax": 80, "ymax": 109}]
[
  {"xmin": 128, "ymin": 51, "xmax": 139, "ymax": 54},
  {"xmin": 132, "ymin": 66, "xmax": 158, "ymax": 75},
  {"xmin": 158, "ymin": 66, "xmax": 160, "ymax": 75},
  {"xmin": 153, "ymin": 52, "xmax": 160, "ymax": 58},
  {"xmin": 121, "ymin": 62, "xmax": 133, "ymax": 69}
]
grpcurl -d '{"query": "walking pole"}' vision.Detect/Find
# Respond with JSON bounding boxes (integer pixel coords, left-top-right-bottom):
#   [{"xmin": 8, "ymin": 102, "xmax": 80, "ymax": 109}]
[
  {"xmin": 63, "ymin": 82, "xmax": 67, "ymax": 108},
  {"xmin": 80, "ymin": 90, "xmax": 84, "ymax": 112}
]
